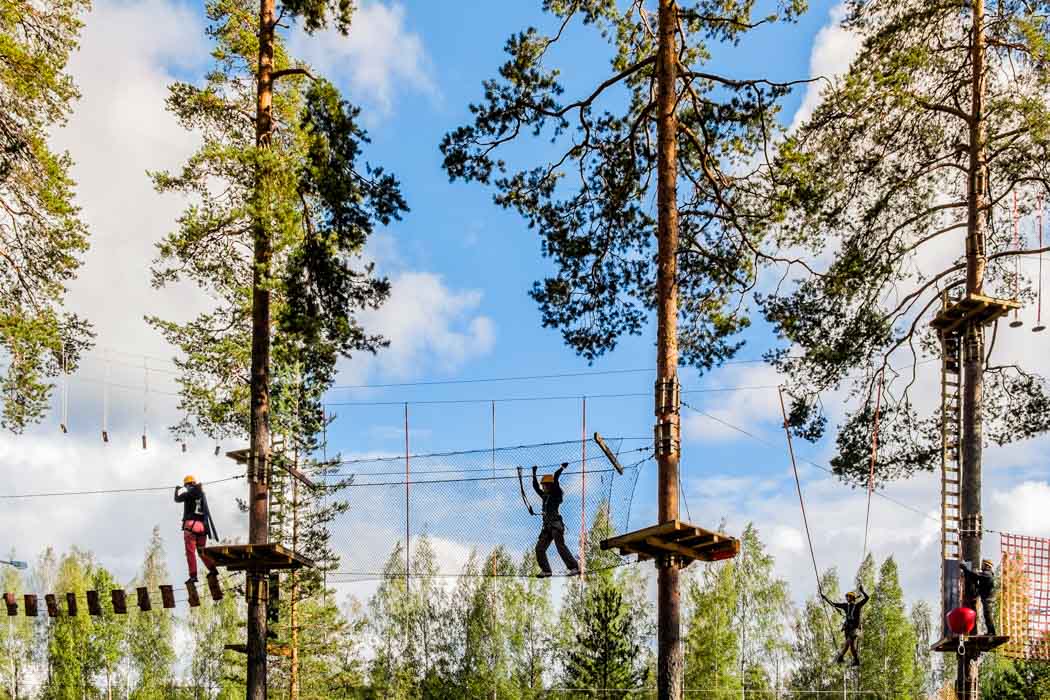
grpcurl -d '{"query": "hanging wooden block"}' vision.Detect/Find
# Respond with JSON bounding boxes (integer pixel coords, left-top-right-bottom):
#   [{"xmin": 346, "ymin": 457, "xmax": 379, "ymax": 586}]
[
  {"xmin": 141, "ymin": 434, "xmax": 147, "ymax": 450},
  {"xmin": 87, "ymin": 590, "xmax": 102, "ymax": 616},
  {"xmin": 102, "ymin": 430, "xmax": 109, "ymax": 443},
  {"xmin": 214, "ymin": 445, "xmax": 221, "ymax": 456},
  {"xmin": 186, "ymin": 581, "xmax": 200, "ymax": 608},
  {"xmin": 207, "ymin": 573, "xmax": 223, "ymax": 602},
  {"xmin": 60, "ymin": 423, "xmax": 68, "ymax": 434},
  {"xmin": 111, "ymin": 589, "xmax": 127, "ymax": 615},
  {"xmin": 136, "ymin": 587, "xmax": 151, "ymax": 612},
  {"xmin": 65, "ymin": 592, "xmax": 77, "ymax": 616},
  {"xmin": 23, "ymin": 594, "xmax": 37, "ymax": 617},
  {"xmin": 181, "ymin": 442, "xmax": 187, "ymax": 453},
  {"xmin": 4, "ymin": 592, "xmax": 17, "ymax": 616},
  {"xmin": 160, "ymin": 585, "xmax": 175, "ymax": 609},
  {"xmin": 45, "ymin": 594, "xmax": 58, "ymax": 618}
]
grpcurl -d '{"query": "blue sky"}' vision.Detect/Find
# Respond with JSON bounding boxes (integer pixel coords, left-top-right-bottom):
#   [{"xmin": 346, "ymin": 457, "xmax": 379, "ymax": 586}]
[{"xmin": 2, "ymin": 0, "xmax": 1048, "ymax": 647}]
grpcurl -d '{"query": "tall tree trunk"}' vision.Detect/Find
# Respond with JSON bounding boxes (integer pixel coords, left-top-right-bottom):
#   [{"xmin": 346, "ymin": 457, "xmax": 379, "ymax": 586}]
[
  {"xmin": 959, "ymin": 0, "xmax": 987, "ymax": 697},
  {"xmin": 655, "ymin": 1, "xmax": 682, "ymax": 699},
  {"xmin": 290, "ymin": 472, "xmax": 300, "ymax": 700},
  {"xmin": 248, "ymin": 0, "xmax": 275, "ymax": 695}
]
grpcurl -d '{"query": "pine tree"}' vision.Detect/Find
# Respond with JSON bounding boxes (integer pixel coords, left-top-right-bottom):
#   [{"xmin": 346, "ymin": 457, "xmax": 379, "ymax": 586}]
[
  {"xmin": 0, "ymin": 0, "xmax": 93, "ymax": 431},
  {"xmin": 127, "ymin": 528, "xmax": 175, "ymax": 698}
]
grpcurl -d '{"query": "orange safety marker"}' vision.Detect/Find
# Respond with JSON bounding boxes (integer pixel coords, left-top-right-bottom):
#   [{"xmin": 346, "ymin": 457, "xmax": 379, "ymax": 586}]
[
  {"xmin": 45, "ymin": 594, "xmax": 58, "ymax": 618},
  {"xmin": 111, "ymin": 589, "xmax": 127, "ymax": 615},
  {"xmin": 87, "ymin": 590, "xmax": 102, "ymax": 616},
  {"xmin": 65, "ymin": 592, "xmax": 77, "ymax": 616},
  {"xmin": 24, "ymin": 594, "xmax": 37, "ymax": 617},
  {"xmin": 160, "ymin": 585, "xmax": 175, "ymax": 609},
  {"xmin": 136, "ymin": 587, "xmax": 151, "ymax": 612}
]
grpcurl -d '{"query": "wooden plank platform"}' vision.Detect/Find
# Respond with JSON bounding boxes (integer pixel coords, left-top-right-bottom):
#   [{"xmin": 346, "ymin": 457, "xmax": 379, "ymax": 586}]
[
  {"xmin": 227, "ymin": 448, "xmax": 317, "ymax": 489},
  {"xmin": 600, "ymin": 520, "xmax": 739, "ymax": 566},
  {"xmin": 930, "ymin": 294, "xmax": 1020, "ymax": 333},
  {"xmin": 203, "ymin": 543, "xmax": 313, "ymax": 572},
  {"xmin": 224, "ymin": 643, "xmax": 292, "ymax": 658},
  {"xmin": 932, "ymin": 635, "xmax": 1010, "ymax": 653}
]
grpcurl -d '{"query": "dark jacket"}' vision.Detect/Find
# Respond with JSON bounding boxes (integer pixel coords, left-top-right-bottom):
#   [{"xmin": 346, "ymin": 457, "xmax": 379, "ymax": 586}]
[
  {"xmin": 175, "ymin": 483, "xmax": 217, "ymax": 539},
  {"xmin": 961, "ymin": 562, "xmax": 996, "ymax": 599},
  {"xmin": 823, "ymin": 589, "xmax": 869, "ymax": 633},
  {"xmin": 533, "ymin": 464, "xmax": 567, "ymax": 526}
]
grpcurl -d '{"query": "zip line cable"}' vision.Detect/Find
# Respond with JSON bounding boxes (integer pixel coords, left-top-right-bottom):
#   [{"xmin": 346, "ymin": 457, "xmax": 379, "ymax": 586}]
[{"xmin": 0, "ymin": 474, "xmax": 244, "ymax": 500}]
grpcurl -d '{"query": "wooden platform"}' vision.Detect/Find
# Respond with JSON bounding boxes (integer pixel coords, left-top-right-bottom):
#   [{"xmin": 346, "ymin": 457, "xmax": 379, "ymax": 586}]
[
  {"xmin": 203, "ymin": 543, "xmax": 313, "ymax": 572},
  {"xmin": 600, "ymin": 520, "xmax": 739, "ymax": 566},
  {"xmin": 932, "ymin": 635, "xmax": 1010, "ymax": 653},
  {"xmin": 224, "ymin": 643, "xmax": 292, "ymax": 658},
  {"xmin": 930, "ymin": 294, "xmax": 1020, "ymax": 333},
  {"xmin": 226, "ymin": 448, "xmax": 317, "ymax": 488}
]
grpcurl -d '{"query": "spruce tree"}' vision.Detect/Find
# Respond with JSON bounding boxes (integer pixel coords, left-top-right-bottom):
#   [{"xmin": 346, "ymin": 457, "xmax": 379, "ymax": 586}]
[{"xmin": 0, "ymin": 0, "xmax": 93, "ymax": 431}]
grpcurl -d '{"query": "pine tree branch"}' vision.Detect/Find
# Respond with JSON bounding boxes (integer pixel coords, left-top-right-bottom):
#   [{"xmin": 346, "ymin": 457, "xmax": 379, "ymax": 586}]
[{"xmin": 272, "ymin": 68, "xmax": 316, "ymax": 82}]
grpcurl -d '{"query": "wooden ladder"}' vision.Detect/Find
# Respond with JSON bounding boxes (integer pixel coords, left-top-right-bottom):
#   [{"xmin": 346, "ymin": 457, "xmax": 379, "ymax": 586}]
[{"xmin": 940, "ymin": 301, "xmax": 963, "ymax": 565}]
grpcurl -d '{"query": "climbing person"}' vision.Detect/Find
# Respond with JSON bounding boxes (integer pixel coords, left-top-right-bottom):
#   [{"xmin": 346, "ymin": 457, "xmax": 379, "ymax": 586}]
[
  {"xmin": 960, "ymin": 559, "xmax": 997, "ymax": 635},
  {"xmin": 822, "ymin": 583, "xmax": 869, "ymax": 667},
  {"xmin": 175, "ymin": 475, "xmax": 219, "ymax": 584},
  {"xmin": 532, "ymin": 463, "xmax": 580, "ymax": 578}
]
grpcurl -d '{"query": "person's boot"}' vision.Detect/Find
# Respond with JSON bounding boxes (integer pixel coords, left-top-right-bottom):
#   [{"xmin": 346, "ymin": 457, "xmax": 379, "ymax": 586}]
[
  {"xmin": 186, "ymin": 575, "xmax": 198, "ymax": 585},
  {"xmin": 537, "ymin": 571, "xmax": 552, "ymax": 579},
  {"xmin": 566, "ymin": 567, "xmax": 580, "ymax": 576}
]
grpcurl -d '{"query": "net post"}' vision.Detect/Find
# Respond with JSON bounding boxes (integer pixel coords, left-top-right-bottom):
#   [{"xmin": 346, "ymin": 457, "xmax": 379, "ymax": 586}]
[{"xmin": 580, "ymin": 396, "xmax": 587, "ymax": 581}]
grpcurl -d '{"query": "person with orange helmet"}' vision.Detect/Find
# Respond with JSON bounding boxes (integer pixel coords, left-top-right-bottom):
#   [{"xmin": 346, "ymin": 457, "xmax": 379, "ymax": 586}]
[
  {"xmin": 531, "ymin": 463, "xmax": 580, "ymax": 578},
  {"xmin": 175, "ymin": 475, "xmax": 218, "ymax": 584}
]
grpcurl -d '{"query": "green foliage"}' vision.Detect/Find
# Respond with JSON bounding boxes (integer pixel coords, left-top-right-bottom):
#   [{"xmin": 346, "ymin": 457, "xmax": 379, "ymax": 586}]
[
  {"xmin": 981, "ymin": 654, "xmax": 1050, "ymax": 700},
  {"xmin": 761, "ymin": 0, "xmax": 1050, "ymax": 483},
  {"xmin": 187, "ymin": 587, "xmax": 243, "ymax": 698},
  {"xmin": 127, "ymin": 527, "xmax": 175, "ymax": 698},
  {"xmin": 0, "ymin": 557, "xmax": 33, "ymax": 698},
  {"xmin": 788, "ymin": 570, "xmax": 845, "ymax": 698},
  {"xmin": 0, "ymin": 0, "xmax": 93, "ymax": 431},
  {"xmin": 41, "ymin": 550, "xmax": 91, "ymax": 699},
  {"xmin": 684, "ymin": 560, "xmax": 740, "ymax": 699},
  {"xmin": 561, "ymin": 581, "xmax": 649, "ymax": 697},
  {"xmin": 442, "ymin": 0, "xmax": 805, "ymax": 370},
  {"xmin": 857, "ymin": 557, "xmax": 917, "ymax": 697}
]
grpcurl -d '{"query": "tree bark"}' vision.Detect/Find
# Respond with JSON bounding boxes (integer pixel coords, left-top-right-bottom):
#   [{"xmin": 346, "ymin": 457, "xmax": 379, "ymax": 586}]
[
  {"xmin": 958, "ymin": 0, "xmax": 987, "ymax": 697},
  {"xmin": 656, "ymin": 1, "xmax": 682, "ymax": 699},
  {"xmin": 247, "ymin": 0, "xmax": 275, "ymax": 695}
]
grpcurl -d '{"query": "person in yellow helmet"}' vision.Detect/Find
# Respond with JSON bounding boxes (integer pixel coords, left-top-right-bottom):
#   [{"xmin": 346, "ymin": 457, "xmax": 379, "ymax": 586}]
[
  {"xmin": 175, "ymin": 475, "xmax": 218, "ymax": 583},
  {"xmin": 960, "ymin": 559, "xmax": 997, "ymax": 635},
  {"xmin": 822, "ymin": 583, "xmax": 869, "ymax": 667}
]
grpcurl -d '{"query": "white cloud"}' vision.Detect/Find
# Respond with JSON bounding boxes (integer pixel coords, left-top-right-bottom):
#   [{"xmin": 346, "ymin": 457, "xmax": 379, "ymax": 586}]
[
  {"xmin": 682, "ymin": 364, "xmax": 783, "ymax": 443},
  {"xmin": 790, "ymin": 3, "xmax": 863, "ymax": 131},
  {"xmin": 289, "ymin": 1, "xmax": 435, "ymax": 113}
]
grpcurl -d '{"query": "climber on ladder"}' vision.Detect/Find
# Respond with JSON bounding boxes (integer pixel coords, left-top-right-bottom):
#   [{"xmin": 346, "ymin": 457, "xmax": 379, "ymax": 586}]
[
  {"xmin": 532, "ymin": 463, "xmax": 580, "ymax": 578},
  {"xmin": 822, "ymin": 583, "xmax": 869, "ymax": 667},
  {"xmin": 960, "ymin": 559, "xmax": 997, "ymax": 636},
  {"xmin": 175, "ymin": 475, "xmax": 219, "ymax": 584}
]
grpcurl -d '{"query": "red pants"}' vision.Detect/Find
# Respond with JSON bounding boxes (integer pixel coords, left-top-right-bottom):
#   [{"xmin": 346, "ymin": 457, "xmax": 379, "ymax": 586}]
[{"xmin": 183, "ymin": 520, "xmax": 216, "ymax": 579}]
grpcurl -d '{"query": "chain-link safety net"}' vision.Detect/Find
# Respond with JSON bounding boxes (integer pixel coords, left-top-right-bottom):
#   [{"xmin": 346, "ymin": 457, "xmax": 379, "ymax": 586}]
[
  {"xmin": 1000, "ymin": 532, "xmax": 1050, "ymax": 660},
  {"xmin": 317, "ymin": 437, "xmax": 650, "ymax": 580}
]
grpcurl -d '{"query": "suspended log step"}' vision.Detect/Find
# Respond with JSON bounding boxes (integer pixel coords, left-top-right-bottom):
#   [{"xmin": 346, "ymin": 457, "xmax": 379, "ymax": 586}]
[
  {"xmin": 203, "ymin": 543, "xmax": 313, "ymax": 572},
  {"xmin": 600, "ymin": 520, "xmax": 739, "ymax": 567},
  {"xmin": 930, "ymin": 294, "xmax": 1020, "ymax": 333},
  {"xmin": 223, "ymin": 642, "xmax": 292, "ymax": 658},
  {"xmin": 932, "ymin": 635, "xmax": 1010, "ymax": 654}
]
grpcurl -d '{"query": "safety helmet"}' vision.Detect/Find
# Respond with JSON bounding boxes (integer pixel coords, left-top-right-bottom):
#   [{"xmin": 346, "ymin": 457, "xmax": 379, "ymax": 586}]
[
  {"xmin": 982, "ymin": 559, "xmax": 994, "ymax": 570},
  {"xmin": 183, "ymin": 475, "xmax": 196, "ymax": 485},
  {"xmin": 541, "ymin": 474, "xmax": 555, "ymax": 485},
  {"xmin": 846, "ymin": 591, "xmax": 858, "ymax": 602}
]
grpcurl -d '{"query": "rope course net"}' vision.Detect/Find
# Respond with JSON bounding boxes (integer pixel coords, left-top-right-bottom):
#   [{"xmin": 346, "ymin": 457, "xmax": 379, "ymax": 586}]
[
  {"xmin": 1000, "ymin": 532, "xmax": 1050, "ymax": 660},
  {"xmin": 318, "ymin": 437, "xmax": 648, "ymax": 580}
]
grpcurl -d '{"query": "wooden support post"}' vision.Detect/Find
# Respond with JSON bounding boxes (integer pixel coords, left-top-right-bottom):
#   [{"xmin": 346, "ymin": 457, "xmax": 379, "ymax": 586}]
[
  {"xmin": 45, "ymin": 594, "xmax": 58, "ymax": 618},
  {"xmin": 4, "ymin": 592, "xmax": 16, "ymax": 616},
  {"xmin": 186, "ymin": 581, "xmax": 200, "ymax": 608},
  {"xmin": 160, "ymin": 585, "xmax": 175, "ymax": 609},
  {"xmin": 23, "ymin": 594, "xmax": 37, "ymax": 617},
  {"xmin": 87, "ymin": 590, "xmax": 102, "ymax": 616},
  {"xmin": 65, "ymin": 592, "xmax": 77, "ymax": 616},
  {"xmin": 111, "ymin": 589, "xmax": 127, "ymax": 615},
  {"xmin": 136, "ymin": 587, "xmax": 151, "ymax": 612},
  {"xmin": 207, "ymin": 573, "xmax": 224, "ymax": 601}
]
